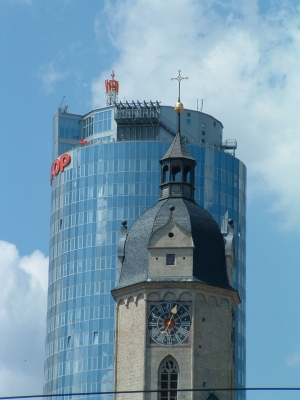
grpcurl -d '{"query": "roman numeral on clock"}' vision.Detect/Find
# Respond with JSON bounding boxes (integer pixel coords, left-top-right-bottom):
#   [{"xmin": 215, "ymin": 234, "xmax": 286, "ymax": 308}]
[
  {"xmin": 157, "ymin": 305, "xmax": 164, "ymax": 314},
  {"xmin": 166, "ymin": 336, "xmax": 172, "ymax": 345},
  {"xmin": 180, "ymin": 312, "xmax": 188, "ymax": 319},
  {"xmin": 178, "ymin": 327, "xmax": 189, "ymax": 338},
  {"xmin": 150, "ymin": 328, "xmax": 160, "ymax": 338},
  {"xmin": 156, "ymin": 334, "xmax": 165, "ymax": 343}
]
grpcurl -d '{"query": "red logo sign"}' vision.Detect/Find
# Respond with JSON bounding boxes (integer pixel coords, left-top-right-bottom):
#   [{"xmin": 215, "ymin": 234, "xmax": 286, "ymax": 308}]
[{"xmin": 50, "ymin": 153, "xmax": 71, "ymax": 184}]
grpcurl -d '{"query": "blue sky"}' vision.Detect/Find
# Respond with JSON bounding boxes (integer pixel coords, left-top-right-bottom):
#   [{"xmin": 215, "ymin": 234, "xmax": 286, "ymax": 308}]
[{"xmin": 1, "ymin": 0, "xmax": 300, "ymax": 399}]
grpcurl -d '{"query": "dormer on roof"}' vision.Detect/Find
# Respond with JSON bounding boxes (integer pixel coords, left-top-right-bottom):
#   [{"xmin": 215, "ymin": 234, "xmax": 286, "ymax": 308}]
[{"xmin": 147, "ymin": 206, "xmax": 194, "ymax": 279}]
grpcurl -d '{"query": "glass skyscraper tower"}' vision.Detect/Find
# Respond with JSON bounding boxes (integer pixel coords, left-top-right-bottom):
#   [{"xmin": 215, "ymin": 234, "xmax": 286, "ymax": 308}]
[{"xmin": 44, "ymin": 75, "xmax": 246, "ymax": 399}]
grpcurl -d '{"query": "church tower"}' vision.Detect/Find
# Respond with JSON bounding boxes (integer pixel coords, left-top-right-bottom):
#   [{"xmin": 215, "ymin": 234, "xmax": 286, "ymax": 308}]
[{"xmin": 112, "ymin": 76, "xmax": 240, "ymax": 400}]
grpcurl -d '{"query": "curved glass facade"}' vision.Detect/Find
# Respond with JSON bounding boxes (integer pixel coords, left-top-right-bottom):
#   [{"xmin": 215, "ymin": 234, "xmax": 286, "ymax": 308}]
[{"xmin": 45, "ymin": 140, "xmax": 246, "ymax": 400}]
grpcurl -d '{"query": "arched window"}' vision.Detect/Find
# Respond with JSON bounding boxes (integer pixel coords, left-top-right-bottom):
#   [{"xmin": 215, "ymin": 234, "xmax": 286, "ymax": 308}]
[
  {"xmin": 172, "ymin": 163, "xmax": 181, "ymax": 182},
  {"xmin": 159, "ymin": 357, "xmax": 179, "ymax": 400},
  {"xmin": 183, "ymin": 164, "xmax": 191, "ymax": 183},
  {"xmin": 163, "ymin": 165, "xmax": 169, "ymax": 183}
]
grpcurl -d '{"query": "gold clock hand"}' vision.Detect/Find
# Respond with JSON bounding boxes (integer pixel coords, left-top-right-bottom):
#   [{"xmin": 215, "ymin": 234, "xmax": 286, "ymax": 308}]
[
  {"xmin": 162, "ymin": 317, "xmax": 173, "ymax": 334},
  {"xmin": 171, "ymin": 305, "xmax": 178, "ymax": 314},
  {"xmin": 162, "ymin": 305, "xmax": 179, "ymax": 334}
]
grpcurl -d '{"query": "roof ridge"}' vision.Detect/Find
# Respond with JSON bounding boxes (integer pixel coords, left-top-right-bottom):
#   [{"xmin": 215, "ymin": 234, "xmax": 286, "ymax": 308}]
[{"xmin": 160, "ymin": 132, "xmax": 195, "ymax": 161}]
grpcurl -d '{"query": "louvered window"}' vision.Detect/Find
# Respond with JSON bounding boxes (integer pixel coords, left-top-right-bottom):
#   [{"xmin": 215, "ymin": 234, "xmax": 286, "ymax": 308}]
[{"xmin": 159, "ymin": 357, "xmax": 179, "ymax": 400}]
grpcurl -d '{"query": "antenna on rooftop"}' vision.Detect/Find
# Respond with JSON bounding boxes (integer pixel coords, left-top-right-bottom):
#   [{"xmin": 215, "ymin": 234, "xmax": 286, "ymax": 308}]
[
  {"xmin": 59, "ymin": 96, "xmax": 68, "ymax": 113},
  {"xmin": 105, "ymin": 70, "xmax": 119, "ymax": 106},
  {"xmin": 59, "ymin": 96, "xmax": 65, "ymax": 109}
]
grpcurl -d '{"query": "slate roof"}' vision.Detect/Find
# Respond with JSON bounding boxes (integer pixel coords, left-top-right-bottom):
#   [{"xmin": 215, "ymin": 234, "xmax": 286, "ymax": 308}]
[
  {"xmin": 116, "ymin": 197, "xmax": 231, "ymax": 290},
  {"xmin": 160, "ymin": 132, "xmax": 195, "ymax": 161}
]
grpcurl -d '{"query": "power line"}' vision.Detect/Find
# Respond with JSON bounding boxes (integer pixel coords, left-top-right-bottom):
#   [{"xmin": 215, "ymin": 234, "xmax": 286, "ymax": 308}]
[{"xmin": 1, "ymin": 388, "xmax": 300, "ymax": 400}]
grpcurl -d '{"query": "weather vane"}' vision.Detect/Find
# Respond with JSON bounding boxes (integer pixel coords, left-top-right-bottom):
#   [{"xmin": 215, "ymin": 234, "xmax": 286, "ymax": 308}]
[
  {"xmin": 171, "ymin": 69, "xmax": 188, "ymax": 133},
  {"xmin": 171, "ymin": 69, "xmax": 188, "ymax": 102}
]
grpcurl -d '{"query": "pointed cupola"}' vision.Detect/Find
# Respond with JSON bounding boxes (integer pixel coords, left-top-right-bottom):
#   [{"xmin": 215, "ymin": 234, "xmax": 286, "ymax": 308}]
[
  {"xmin": 160, "ymin": 70, "xmax": 196, "ymax": 200},
  {"xmin": 160, "ymin": 132, "xmax": 196, "ymax": 200}
]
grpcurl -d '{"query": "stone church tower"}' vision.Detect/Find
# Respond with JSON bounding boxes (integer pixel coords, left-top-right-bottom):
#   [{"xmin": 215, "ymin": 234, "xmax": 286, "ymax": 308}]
[{"xmin": 112, "ymin": 122, "xmax": 240, "ymax": 400}]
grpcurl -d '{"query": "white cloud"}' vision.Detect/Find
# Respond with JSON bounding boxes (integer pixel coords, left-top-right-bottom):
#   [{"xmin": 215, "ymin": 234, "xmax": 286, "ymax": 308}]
[
  {"xmin": 285, "ymin": 349, "xmax": 300, "ymax": 366},
  {"xmin": 93, "ymin": 0, "xmax": 300, "ymax": 229},
  {"xmin": 0, "ymin": 241, "xmax": 48, "ymax": 396},
  {"xmin": 39, "ymin": 62, "xmax": 69, "ymax": 93}
]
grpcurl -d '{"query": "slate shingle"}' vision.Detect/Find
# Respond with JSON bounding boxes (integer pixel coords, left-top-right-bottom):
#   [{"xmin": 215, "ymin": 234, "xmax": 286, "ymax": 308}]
[
  {"xmin": 160, "ymin": 132, "xmax": 195, "ymax": 161},
  {"xmin": 116, "ymin": 197, "xmax": 231, "ymax": 290}
]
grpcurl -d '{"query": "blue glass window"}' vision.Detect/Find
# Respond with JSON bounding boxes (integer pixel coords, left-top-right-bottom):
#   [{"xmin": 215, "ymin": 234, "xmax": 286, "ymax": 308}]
[{"xmin": 93, "ymin": 110, "xmax": 112, "ymax": 134}]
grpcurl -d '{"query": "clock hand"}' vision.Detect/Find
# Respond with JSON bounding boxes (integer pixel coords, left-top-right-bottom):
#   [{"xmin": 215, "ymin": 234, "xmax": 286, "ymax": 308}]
[
  {"xmin": 162, "ymin": 305, "xmax": 178, "ymax": 334},
  {"xmin": 162, "ymin": 315, "xmax": 174, "ymax": 335},
  {"xmin": 171, "ymin": 305, "xmax": 178, "ymax": 315}
]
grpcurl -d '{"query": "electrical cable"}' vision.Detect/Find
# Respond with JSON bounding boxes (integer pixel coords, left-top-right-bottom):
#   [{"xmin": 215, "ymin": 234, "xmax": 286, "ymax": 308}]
[{"xmin": 1, "ymin": 387, "xmax": 300, "ymax": 400}]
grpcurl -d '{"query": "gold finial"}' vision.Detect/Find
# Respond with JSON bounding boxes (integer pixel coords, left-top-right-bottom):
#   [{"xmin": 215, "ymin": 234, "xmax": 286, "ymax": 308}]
[{"xmin": 174, "ymin": 101, "xmax": 184, "ymax": 113}]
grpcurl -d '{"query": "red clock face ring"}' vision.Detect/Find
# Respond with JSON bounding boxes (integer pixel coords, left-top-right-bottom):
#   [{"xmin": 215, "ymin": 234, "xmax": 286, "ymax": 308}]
[{"xmin": 164, "ymin": 318, "xmax": 175, "ymax": 329}]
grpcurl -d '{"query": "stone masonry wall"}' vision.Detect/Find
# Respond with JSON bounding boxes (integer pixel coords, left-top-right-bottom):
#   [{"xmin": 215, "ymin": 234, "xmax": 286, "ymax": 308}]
[
  {"xmin": 115, "ymin": 293, "xmax": 147, "ymax": 400},
  {"xmin": 193, "ymin": 291, "xmax": 235, "ymax": 400},
  {"xmin": 114, "ymin": 284, "xmax": 237, "ymax": 400}
]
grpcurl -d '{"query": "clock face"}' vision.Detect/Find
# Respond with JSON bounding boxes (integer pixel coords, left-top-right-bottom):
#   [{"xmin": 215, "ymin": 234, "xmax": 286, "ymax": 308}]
[{"xmin": 147, "ymin": 302, "xmax": 192, "ymax": 346}]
